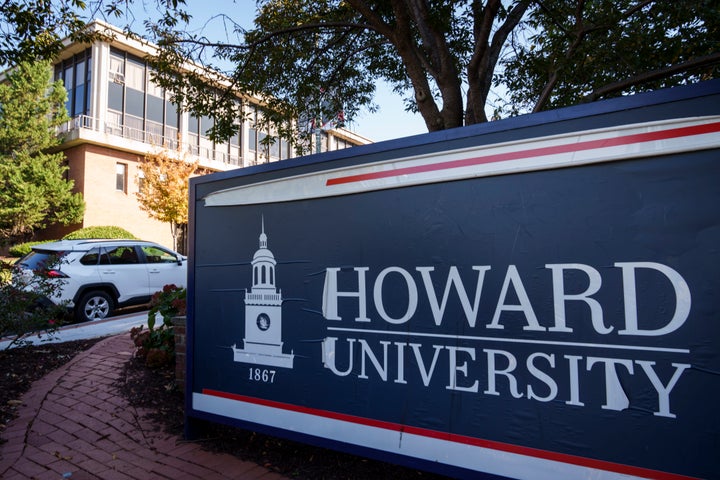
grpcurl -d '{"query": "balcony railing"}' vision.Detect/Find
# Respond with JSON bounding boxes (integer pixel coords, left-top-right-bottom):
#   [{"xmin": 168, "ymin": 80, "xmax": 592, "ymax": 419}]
[{"xmin": 59, "ymin": 114, "xmax": 245, "ymax": 167}]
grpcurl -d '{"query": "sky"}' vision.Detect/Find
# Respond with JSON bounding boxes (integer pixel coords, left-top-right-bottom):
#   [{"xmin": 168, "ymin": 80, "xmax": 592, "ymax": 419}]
[{"xmin": 129, "ymin": 1, "xmax": 428, "ymax": 143}]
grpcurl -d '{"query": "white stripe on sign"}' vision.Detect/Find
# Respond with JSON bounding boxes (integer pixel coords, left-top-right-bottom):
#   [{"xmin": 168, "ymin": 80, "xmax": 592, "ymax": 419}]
[
  {"xmin": 193, "ymin": 391, "xmax": 694, "ymax": 480},
  {"xmin": 203, "ymin": 116, "xmax": 720, "ymax": 206}
]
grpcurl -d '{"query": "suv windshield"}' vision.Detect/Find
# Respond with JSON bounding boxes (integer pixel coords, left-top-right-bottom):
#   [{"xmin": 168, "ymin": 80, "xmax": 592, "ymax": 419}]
[{"xmin": 18, "ymin": 250, "xmax": 67, "ymax": 271}]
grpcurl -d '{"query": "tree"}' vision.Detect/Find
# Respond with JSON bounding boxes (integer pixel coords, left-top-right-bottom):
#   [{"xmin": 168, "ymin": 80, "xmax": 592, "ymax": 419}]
[
  {"xmin": 0, "ymin": 0, "xmax": 188, "ymax": 67},
  {"xmin": 145, "ymin": 0, "xmax": 720, "ymax": 148},
  {"xmin": 0, "ymin": 61, "xmax": 85, "ymax": 245},
  {"xmin": 2, "ymin": 1, "xmax": 719, "ymax": 147},
  {"xmin": 135, "ymin": 149, "xmax": 200, "ymax": 254},
  {"xmin": 499, "ymin": 0, "xmax": 720, "ymax": 114}
]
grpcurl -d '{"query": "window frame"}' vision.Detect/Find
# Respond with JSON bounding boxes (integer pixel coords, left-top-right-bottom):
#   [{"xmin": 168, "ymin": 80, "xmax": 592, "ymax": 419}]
[{"xmin": 115, "ymin": 163, "xmax": 128, "ymax": 193}]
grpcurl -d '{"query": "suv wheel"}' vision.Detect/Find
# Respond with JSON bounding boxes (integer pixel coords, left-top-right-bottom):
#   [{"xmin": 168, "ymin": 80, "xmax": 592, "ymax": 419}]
[{"xmin": 76, "ymin": 291, "xmax": 114, "ymax": 322}]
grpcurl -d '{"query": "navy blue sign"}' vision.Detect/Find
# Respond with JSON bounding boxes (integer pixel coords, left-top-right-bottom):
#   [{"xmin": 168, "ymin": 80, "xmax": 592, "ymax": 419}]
[{"xmin": 188, "ymin": 81, "xmax": 720, "ymax": 480}]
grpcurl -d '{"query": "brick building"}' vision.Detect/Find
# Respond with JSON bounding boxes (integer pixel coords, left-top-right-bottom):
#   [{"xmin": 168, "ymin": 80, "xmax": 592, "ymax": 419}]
[{"xmin": 33, "ymin": 20, "xmax": 370, "ymax": 248}]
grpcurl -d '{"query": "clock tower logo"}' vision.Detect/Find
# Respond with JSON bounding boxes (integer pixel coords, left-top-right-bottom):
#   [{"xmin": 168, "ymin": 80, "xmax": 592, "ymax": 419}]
[{"xmin": 232, "ymin": 218, "xmax": 294, "ymax": 368}]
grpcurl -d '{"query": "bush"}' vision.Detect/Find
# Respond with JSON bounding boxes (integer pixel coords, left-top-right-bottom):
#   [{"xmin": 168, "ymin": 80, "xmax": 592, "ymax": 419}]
[
  {"xmin": 7, "ymin": 226, "xmax": 138, "ymax": 258},
  {"xmin": 0, "ymin": 260, "xmax": 67, "ymax": 349},
  {"xmin": 63, "ymin": 225, "xmax": 137, "ymax": 240},
  {"xmin": 0, "ymin": 259, "xmax": 12, "ymax": 284},
  {"xmin": 130, "ymin": 284, "xmax": 186, "ymax": 368}
]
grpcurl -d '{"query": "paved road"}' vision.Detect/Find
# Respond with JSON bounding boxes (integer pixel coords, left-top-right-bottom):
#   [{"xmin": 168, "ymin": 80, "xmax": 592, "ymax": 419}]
[{"xmin": 0, "ymin": 309, "xmax": 149, "ymax": 349}]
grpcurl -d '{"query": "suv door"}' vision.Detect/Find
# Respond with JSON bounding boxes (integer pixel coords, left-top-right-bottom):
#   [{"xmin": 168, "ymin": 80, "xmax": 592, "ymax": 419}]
[
  {"xmin": 139, "ymin": 244, "xmax": 187, "ymax": 293},
  {"xmin": 98, "ymin": 245, "xmax": 151, "ymax": 302}
]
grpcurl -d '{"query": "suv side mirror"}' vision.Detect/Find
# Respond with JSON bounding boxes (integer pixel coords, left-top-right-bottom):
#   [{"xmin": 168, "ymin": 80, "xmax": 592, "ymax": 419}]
[{"xmin": 177, "ymin": 255, "xmax": 184, "ymax": 266}]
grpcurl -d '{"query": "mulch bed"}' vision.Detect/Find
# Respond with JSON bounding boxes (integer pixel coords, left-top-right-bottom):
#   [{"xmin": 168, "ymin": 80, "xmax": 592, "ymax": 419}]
[{"xmin": 1, "ymin": 337, "xmax": 451, "ymax": 479}]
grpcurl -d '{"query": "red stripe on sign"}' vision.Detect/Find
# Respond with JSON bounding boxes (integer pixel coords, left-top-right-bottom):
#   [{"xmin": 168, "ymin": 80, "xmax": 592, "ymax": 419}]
[
  {"xmin": 201, "ymin": 388, "xmax": 699, "ymax": 480},
  {"xmin": 326, "ymin": 121, "xmax": 720, "ymax": 187}
]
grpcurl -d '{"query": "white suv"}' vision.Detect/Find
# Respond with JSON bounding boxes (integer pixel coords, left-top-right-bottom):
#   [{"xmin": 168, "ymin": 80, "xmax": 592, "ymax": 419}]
[{"xmin": 15, "ymin": 239, "xmax": 187, "ymax": 322}]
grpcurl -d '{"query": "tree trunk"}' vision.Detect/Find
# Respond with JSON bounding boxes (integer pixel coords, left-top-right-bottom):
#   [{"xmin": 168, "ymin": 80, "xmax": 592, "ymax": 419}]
[{"xmin": 170, "ymin": 222, "xmax": 178, "ymax": 253}]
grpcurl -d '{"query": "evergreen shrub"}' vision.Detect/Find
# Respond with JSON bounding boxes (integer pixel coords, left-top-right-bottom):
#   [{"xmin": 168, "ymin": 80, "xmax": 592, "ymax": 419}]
[{"xmin": 63, "ymin": 226, "xmax": 138, "ymax": 240}]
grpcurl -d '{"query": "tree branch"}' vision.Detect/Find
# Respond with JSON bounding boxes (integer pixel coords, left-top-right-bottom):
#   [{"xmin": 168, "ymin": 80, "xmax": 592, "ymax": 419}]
[
  {"xmin": 345, "ymin": 0, "xmax": 396, "ymax": 38},
  {"xmin": 581, "ymin": 53, "xmax": 720, "ymax": 103},
  {"xmin": 533, "ymin": 0, "xmax": 589, "ymax": 112},
  {"xmin": 166, "ymin": 20, "xmax": 370, "ymax": 52},
  {"xmin": 465, "ymin": 0, "xmax": 501, "ymax": 124},
  {"xmin": 476, "ymin": 0, "xmax": 532, "ymax": 119}
]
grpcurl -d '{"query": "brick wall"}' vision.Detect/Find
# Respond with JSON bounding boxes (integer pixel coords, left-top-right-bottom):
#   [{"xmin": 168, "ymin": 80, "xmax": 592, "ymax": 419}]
[
  {"xmin": 172, "ymin": 316, "xmax": 187, "ymax": 391},
  {"xmin": 42, "ymin": 144, "xmax": 176, "ymax": 249}
]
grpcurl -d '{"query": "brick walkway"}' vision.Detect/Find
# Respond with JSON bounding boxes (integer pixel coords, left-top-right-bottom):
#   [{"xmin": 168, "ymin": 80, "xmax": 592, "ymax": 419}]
[{"xmin": 0, "ymin": 335, "xmax": 288, "ymax": 480}]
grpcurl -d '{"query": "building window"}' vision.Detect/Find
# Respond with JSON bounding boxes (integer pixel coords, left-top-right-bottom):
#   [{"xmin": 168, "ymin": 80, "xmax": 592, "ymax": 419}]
[
  {"xmin": 247, "ymin": 105, "xmax": 265, "ymax": 164},
  {"xmin": 137, "ymin": 169, "xmax": 145, "ymax": 193},
  {"xmin": 257, "ymin": 131, "xmax": 268, "ymax": 162},
  {"xmin": 146, "ymin": 77, "xmax": 164, "ymax": 144},
  {"xmin": 106, "ymin": 49, "xmax": 179, "ymax": 147},
  {"xmin": 187, "ymin": 114, "xmax": 200, "ymax": 155},
  {"xmin": 54, "ymin": 49, "xmax": 92, "ymax": 118},
  {"xmin": 314, "ymin": 131, "xmax": 329, "ymax": 153},
  {"xmin": 116, "ymin": 163, "xmax": 127, "ymax": 192},
  {"xmin": 228, "ymin": 123, "xmax": 242, "ymax": 165},
  {"xmin": 187, "ymin": 96, "xmax": 245, "ymax": 164},
  {"xmin": 245, "ymin": 104, "xmax": 293, "ymax": 165},
  {"xmin": 124, "ymin": 58, "xmax": 145, "ymax": 119},
  {"xmin": 269, "ymin": 136, "xmax": 279, "ymax": 159},
  {"xmin": 280, "ymin": 138, "xmax": 290, "ymax": 160},
  {"xmin": 199, "ymin": 114, "xmax": 215, "ymax": 159}
]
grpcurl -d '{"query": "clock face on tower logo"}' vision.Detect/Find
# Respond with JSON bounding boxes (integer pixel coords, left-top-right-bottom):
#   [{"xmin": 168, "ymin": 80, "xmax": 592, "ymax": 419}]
[{"xmin": 256, "ymin": 313, "xmax": 271, "ymax": 331}]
